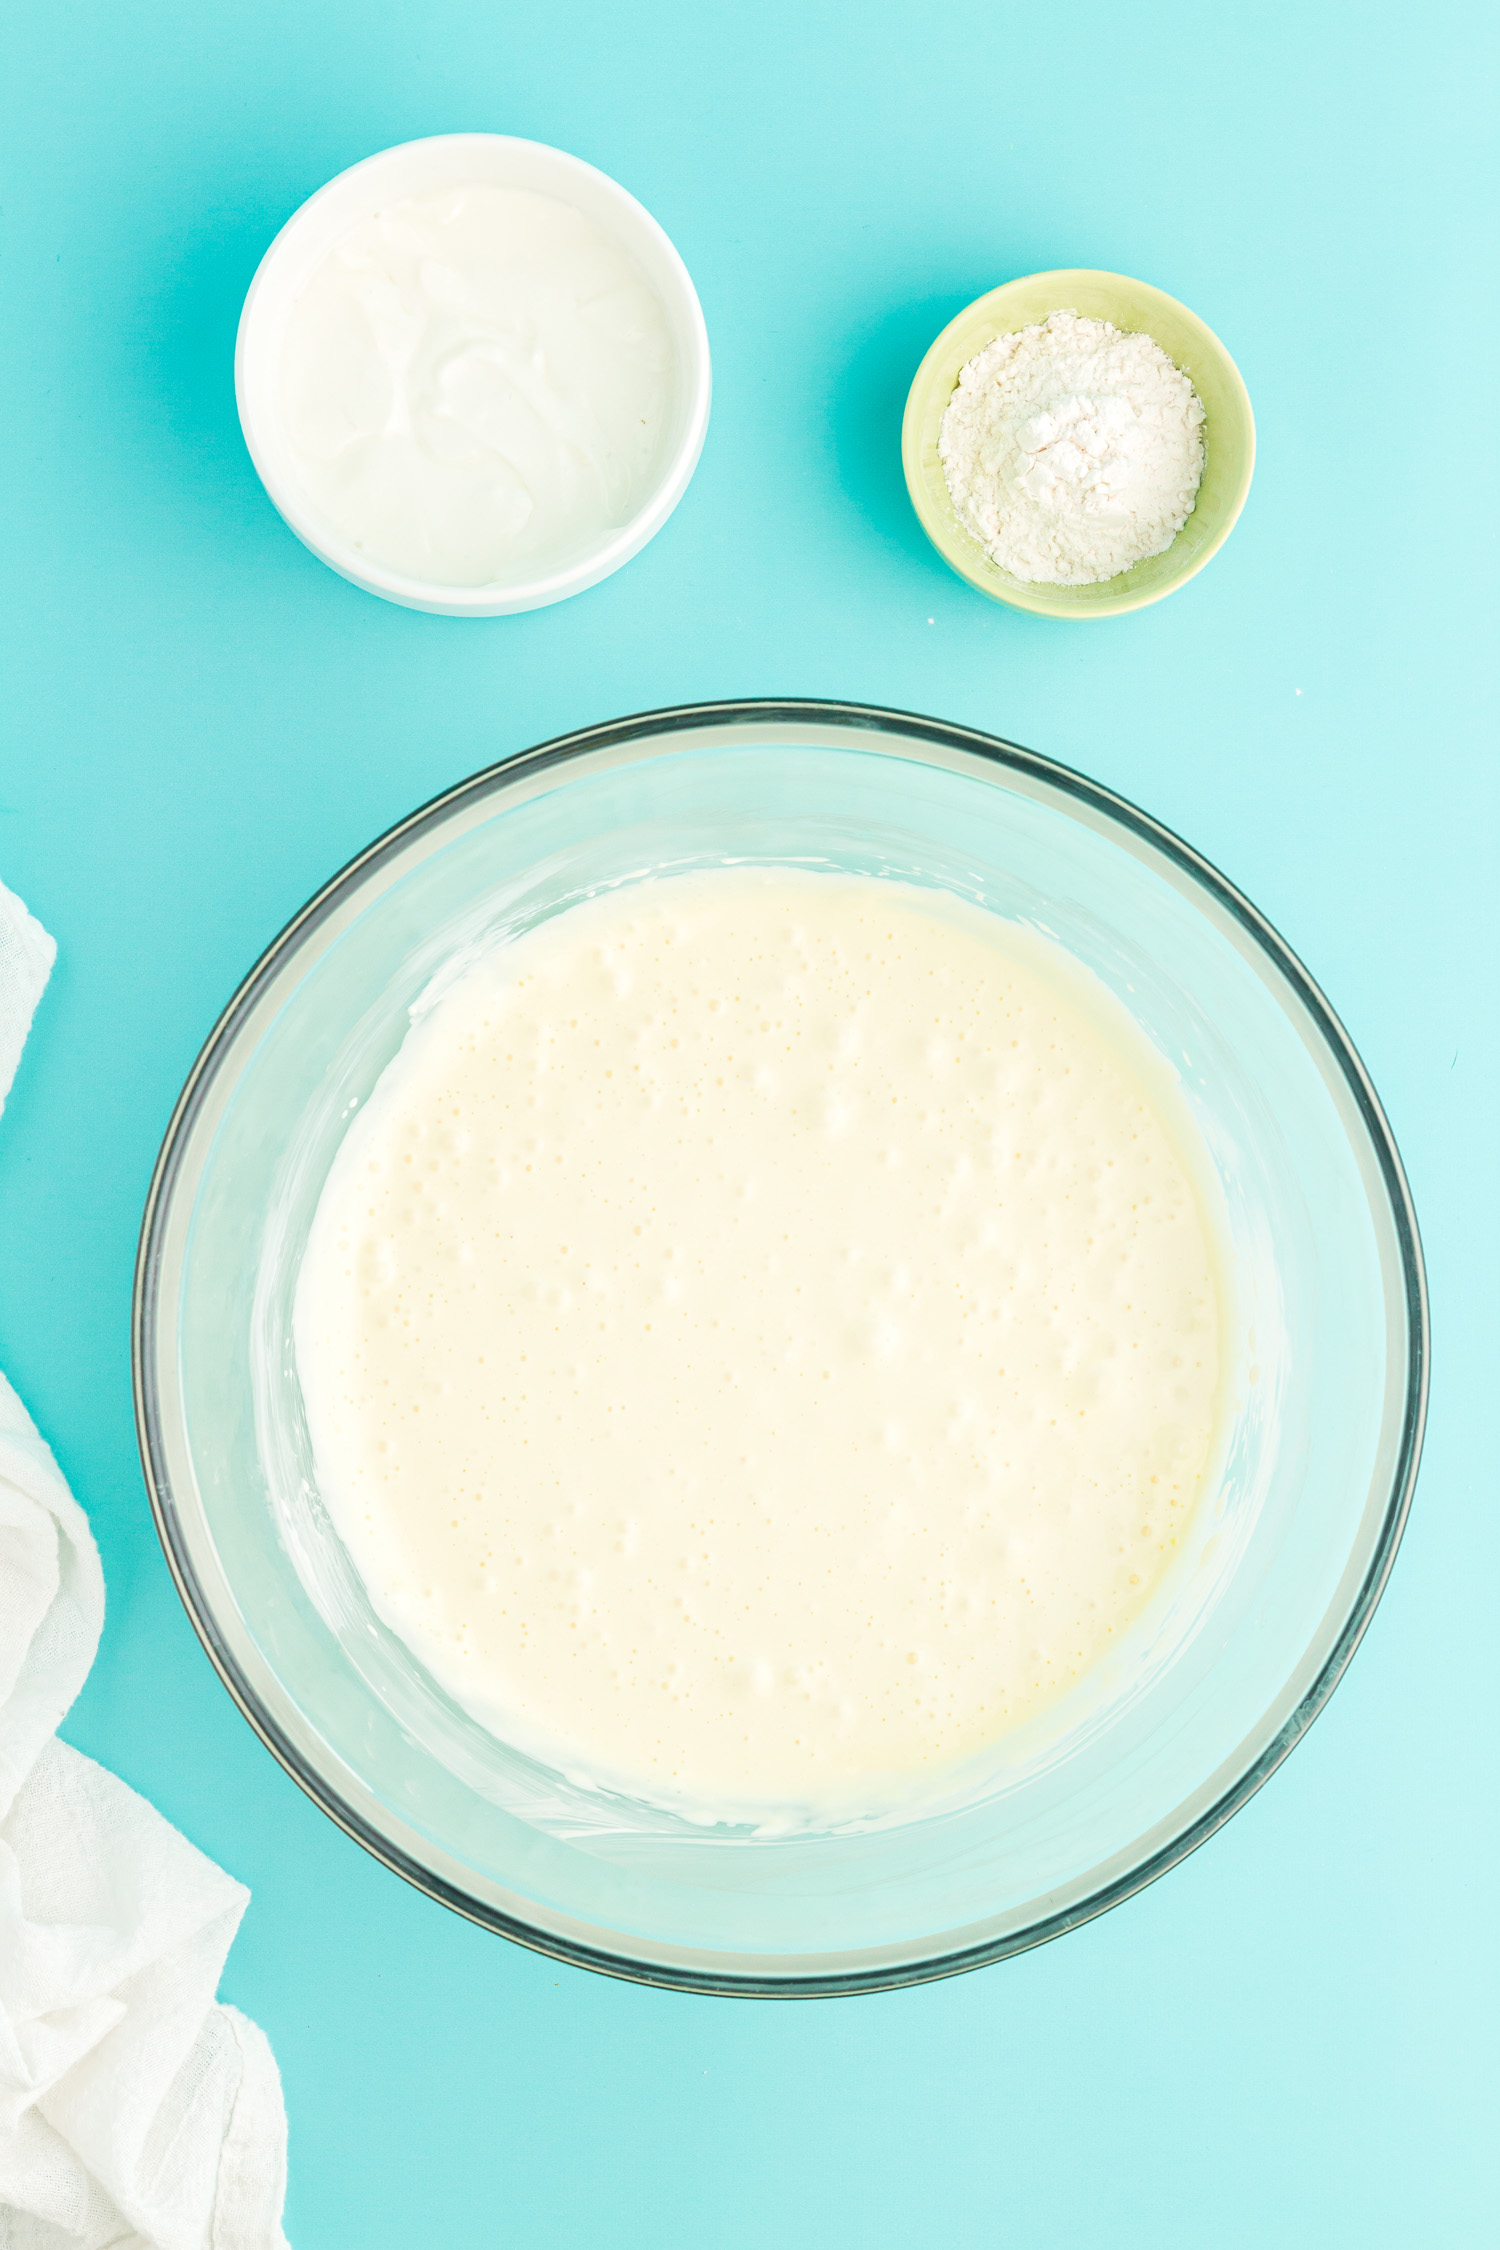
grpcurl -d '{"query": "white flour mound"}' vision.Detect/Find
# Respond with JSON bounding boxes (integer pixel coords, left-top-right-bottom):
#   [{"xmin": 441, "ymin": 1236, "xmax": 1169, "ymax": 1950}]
[{"xmin": 939, "ymin": 310, "xmax": 1206, "ymax": 586}]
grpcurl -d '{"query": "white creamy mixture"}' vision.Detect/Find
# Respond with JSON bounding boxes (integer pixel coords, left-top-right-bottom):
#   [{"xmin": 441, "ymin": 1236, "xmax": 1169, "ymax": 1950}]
[
  {"xmin": 295, "ymin": 871, "xmax": 1225, "ymax": 1818},
  {"xmin": 940, "ymin": 311, "xmax": 1205, "ymax": 585},
  {"xmin": 278, "ymin": 185, "xmax": 675, "ymax": 586}
]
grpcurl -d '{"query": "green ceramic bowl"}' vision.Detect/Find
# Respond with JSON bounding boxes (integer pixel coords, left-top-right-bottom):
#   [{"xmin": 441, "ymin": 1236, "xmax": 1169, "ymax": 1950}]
[{"xmin": 901, "ymin": 269, "xmax": 1255, "ymax": 619}]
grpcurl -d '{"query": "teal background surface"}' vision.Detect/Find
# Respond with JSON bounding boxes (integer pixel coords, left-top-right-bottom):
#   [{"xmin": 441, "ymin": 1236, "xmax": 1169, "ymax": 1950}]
[{"xmin": 2, "ymin": 2, "xmax": 1495, "ymax": 2242}]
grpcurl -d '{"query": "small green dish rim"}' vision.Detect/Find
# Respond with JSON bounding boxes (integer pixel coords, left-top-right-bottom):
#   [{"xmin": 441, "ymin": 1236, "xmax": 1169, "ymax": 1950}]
[{"xmin": 901, "ymin": 269, "xmax": 1256, "ymax": 619}]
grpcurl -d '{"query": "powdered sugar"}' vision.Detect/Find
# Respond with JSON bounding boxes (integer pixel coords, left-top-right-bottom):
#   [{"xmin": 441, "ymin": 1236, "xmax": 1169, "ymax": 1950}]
[{"xmin": 939, "ymin": 310, "xmax": 1205, "ymax": 586}]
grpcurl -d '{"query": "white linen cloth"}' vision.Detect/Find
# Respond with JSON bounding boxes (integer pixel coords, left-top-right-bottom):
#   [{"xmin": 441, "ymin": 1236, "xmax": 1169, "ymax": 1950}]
[{"xmin": 0, "ymin": 879, "xmax": 289, "ymax": 2250}]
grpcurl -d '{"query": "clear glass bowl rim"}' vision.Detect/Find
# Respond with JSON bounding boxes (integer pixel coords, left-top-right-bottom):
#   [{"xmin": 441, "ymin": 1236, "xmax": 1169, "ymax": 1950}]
[{"xmin": 132, "ymin": 698, "xmax": 1429, "ymax": 1997}]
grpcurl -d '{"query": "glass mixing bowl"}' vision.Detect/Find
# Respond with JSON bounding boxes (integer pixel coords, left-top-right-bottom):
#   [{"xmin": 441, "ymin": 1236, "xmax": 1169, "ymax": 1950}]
[{"xmin": 133, "ymin": 702, "xmax": 1426, "ymax": 1994}]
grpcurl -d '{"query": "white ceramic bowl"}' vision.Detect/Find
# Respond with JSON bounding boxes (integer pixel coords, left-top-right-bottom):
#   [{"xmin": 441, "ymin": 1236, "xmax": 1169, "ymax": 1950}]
[{"xmin": 234, "ymin": 134, "xmax": 712, "ymax": 617}]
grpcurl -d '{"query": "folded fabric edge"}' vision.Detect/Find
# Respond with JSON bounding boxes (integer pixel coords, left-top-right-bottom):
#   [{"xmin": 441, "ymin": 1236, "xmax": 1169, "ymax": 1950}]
[{"xmin": 0, "ymin": 880, "xmax": 57, "ymax": 1118}]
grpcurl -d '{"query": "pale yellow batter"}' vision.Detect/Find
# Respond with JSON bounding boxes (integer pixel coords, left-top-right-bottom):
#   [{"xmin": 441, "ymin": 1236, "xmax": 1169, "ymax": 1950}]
[{"xmin": 295, "ymin": 870, "xmax": 1225, "ymax": 1815}]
